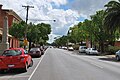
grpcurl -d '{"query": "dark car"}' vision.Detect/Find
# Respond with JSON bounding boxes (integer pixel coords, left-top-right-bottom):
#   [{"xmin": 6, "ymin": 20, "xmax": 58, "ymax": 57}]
[
  {"xmin": 0, "ymin": 48, "xmax": 33, "ymax": 73},
  {"xmin": 29, "ymin": 48, "xmax": 41, "ymax": 57},
  {"xmin": 40, "ymin": 46, "xmax": 45, "ymax": 55}
]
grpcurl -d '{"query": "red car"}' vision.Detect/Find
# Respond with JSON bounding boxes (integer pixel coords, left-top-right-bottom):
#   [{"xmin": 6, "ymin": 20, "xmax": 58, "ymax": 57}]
[{"xmin": 0, "ymin": 48, "xmax": 33, "ymax": 73}]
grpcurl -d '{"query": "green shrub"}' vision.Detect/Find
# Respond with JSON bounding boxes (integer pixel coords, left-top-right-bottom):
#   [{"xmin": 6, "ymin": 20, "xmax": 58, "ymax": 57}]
[
  {"xmin": 73, "ymin": 45, "xmax": 79, "ymax": 50},
  {"xmin": 108, "ymin": 46, "xmax": 120, "ymax": 54}
]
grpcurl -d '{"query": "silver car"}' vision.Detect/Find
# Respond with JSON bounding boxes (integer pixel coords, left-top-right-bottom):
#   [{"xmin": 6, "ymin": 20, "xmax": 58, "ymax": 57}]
[
  {"xmin": 79, "ymin": 46, "xmax": 87, "ymax": 53},
  {"xmin": 85, "ymin": 48, "xmax": 99, "ymax": 55},
  {"xmin": 115, "ymin": 50, "xmax": 120, "ymax": 61}
]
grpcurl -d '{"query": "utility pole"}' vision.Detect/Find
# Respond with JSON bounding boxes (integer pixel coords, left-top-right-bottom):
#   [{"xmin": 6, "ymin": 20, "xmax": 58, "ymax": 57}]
[
  {"xmin": 22, "ymin": 5, "xmax": 34, "ymax": 25},
  {"xmin": 22, "ymin": 5, "xmax": 34, "ymax": 48}
]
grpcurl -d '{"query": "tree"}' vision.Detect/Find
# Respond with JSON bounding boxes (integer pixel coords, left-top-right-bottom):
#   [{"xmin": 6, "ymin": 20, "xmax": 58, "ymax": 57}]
[
  {"xmin": 54, "ymin": 36, "xmax": 68, "ymax": 47},
  {"xmin": 9, "ymin": 22, "xmax": 51, "ymax": 48},
  {"xmin": 90, "ymin": 10, "xmax": 108, "ymax": 52},
  {"xmin": 36, "ymin": 23, "xmax": 51, "ymax": 45},
  {"xmin": 68, "ymin": 10, "xmax": 110, "ymax": 53},
  {"xmin": 68, "ymin": 22, "xmax": 89, "ymax": 45},
  {"xmin": 27, "ymin": 23, "xmax": 40, "ymax": 48},
  {"xmin": 104, "ymin": 0, "xmax": 120, "ymax": 34},
  {"xmin": 103, "ymin": 0, "xmax": 120, "ymax": 46},
  {"xmin": 9, "ymin": 21, "xmax": 26, "ymax": 39}
]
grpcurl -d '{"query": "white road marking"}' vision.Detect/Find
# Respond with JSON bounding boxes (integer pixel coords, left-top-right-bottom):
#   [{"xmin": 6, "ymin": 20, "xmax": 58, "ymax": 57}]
[
  {"xmin": 90, "ymin": 62, "xmax": 104, "ymax": 69},
  {"xmin": 28, "ymin": 50, "xmax": 46, "ymax": 80},
  {"xmin": 0, "ymin": 75, "xmax": 30, "ymax": 79},
  {"xmin": 66, "ymin": 52, "xmax": 104, "ymax": 69}
]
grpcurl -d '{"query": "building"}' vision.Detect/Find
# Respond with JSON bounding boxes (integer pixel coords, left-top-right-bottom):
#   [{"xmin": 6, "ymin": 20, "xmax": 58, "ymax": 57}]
[{"xmin": 0, "ymin": 4, "xmax": 22, "ymax": 48}]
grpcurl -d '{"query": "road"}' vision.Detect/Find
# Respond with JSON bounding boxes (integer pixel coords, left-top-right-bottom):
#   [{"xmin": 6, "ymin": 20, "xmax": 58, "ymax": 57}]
[{"xmin": 1, "ymin": 48, "xmax": 120, "ymax": 80}]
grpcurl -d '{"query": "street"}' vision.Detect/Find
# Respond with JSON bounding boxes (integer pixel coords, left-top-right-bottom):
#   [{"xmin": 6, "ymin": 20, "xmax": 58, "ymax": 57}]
[{"xmin": 1, "ymin": 48, "xmax": 120, "ymax": 80}]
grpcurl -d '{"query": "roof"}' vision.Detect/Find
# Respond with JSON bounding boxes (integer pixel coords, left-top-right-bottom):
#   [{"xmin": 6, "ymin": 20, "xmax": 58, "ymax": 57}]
[{"xmin": 3, "ymin": 9, "xmax": 23, "ymax": 21}]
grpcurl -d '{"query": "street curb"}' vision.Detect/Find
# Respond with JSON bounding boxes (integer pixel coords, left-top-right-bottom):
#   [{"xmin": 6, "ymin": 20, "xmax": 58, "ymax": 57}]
[{"xmin": 105, "ymin": 55, "xmax": 115, "ymax": 58}]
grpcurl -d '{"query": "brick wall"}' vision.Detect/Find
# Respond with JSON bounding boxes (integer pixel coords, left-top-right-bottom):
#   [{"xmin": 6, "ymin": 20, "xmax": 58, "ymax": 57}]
[
  {"xmin": 0, "ymin": 4, "xmax": 21, "ymax": 48},
  {"xmin": 114, "ymin": 41, "xmax": 120, "ymax": 47}
]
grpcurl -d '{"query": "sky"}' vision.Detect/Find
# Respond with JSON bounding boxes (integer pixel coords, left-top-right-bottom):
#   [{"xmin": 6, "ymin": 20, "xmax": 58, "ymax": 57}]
[{"xmin": 0, "ymin": 0, "xmax": 114, "ymax": 43}]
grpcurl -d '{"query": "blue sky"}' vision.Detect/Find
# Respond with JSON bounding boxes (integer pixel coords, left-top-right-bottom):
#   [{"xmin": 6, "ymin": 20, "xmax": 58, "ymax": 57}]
[{"xmin": 0, "ymin": 0, "xmax": 112, "ymax": 43}]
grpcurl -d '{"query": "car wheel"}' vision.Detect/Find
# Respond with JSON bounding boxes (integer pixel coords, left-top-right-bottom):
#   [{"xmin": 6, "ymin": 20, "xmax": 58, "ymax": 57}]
[
  {"xmin": 116, "ymin": 56, "xmax": 120, "ymax": 61},
  {"xmin": 23, "ymin": 63, "xmax": 28, "ymax": 72},
  {"xmin": 29, "ymin": 59, "xmax": 33, "ymax": 67},
  {"xmin": 89, "ymin": 52, "xmax": 90, "ymax": 55}
]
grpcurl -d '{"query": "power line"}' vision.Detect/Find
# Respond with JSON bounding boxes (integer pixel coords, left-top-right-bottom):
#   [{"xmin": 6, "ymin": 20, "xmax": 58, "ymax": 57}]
[{"xmin": 28, "ymin": 19, "xmax": 56, "ymax": 22}]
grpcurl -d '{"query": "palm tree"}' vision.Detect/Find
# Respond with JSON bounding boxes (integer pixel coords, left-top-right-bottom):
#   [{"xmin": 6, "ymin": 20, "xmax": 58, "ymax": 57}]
[{"xmin": 104, "ymin": 0, "xmax": 120, "ymax": 34}]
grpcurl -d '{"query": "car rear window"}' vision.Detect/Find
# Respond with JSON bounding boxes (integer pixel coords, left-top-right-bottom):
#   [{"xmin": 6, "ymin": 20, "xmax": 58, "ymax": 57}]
[
  {"xmin": 81, "ymin": 47, "xmax": 87, "ymax": 49},
  {"xmin": 2, "ymin": 50, "xmax": 22, "ymax": 56},
  {"xmin": 92, "ymin": 48, "xmax": 96, "ymax": 50},
  {"xmin": 30, "ymin": 48, "xmax": 40, "ymax": 51}
]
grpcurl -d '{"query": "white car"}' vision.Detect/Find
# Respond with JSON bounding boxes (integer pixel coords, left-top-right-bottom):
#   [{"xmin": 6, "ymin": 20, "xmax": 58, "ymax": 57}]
[
  {"xmin": 85, "ymin": 48, "xmax": 99, "ymax": 55},
  {"xmin": 68, "ymin": 47, "xmax": 74, "ymax": 51},
  {"xmin": 79, "ymin": 46, "xmax": 87, "ymax": 53},
  {"xmin": 62, "ymin": 46, "xmax": 67, "ymax": 50}
]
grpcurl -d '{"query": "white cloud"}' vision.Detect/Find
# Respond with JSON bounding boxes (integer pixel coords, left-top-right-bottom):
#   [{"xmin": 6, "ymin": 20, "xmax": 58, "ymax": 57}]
[
  {"xmin": 48, "ymin": 9, "xmax": 79, "ymax": 35},
  {"xmin": 47, "ymin": 0, "xmax": 67, "ymax": 6},
  {"xmin": 48, "ymin": 33, "xmax": 62, "ymax": 43},
  {"xmin": 68, "ymin": 0, "xmax": 112, "ymax": 18}
]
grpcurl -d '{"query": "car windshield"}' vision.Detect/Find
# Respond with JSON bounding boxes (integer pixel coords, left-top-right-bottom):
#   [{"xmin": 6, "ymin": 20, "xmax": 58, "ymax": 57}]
[{"xmin": 2, "ymin": 50, "xmax": 22, "ymax": 56}]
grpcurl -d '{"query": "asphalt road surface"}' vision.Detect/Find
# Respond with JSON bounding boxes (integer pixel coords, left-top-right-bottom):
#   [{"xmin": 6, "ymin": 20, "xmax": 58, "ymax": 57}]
[{"xmin": 1, "ymin": 48, "xmax": 120, "ymax": 80}]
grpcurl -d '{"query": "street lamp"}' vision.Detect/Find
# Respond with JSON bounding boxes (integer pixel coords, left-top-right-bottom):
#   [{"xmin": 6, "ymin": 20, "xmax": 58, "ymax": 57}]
[{"xmin": 28, "ymin": 19, "xmax": 56, "ymax": 23}]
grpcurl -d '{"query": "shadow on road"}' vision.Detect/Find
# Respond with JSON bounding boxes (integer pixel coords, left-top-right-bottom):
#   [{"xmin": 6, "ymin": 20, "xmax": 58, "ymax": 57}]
[
  {"xmin": 99, "ymin": 57, "xmax": 117, "ymax": 62},
  {"xmin": 0, "ymin": 69, "xmax": 25, "ymax": 76}
]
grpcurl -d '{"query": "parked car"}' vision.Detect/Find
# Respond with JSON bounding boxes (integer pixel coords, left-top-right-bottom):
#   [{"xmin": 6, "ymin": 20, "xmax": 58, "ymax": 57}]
[
  {"xmin": 115, "ymin": 50, "xmax": 120, "ymax": 61},
  {"xmin": 68, "ymin": 47, "xmax": 74, "ymax": 51},
  {"xmin": 0, "ymin": 48, "xmax": 33, "ymax": 73},
  {"xmin": 29, "ymin": 47, "xmax": 41, "ymax": 57},
  {"xmin": 40, "ymin": 46, "xmax": 45, "ymax": 55},
  {"xmin": 85, "ymin": 48, "xmax": 99, "ymax": 55},
  {"xmin": 62, "ymin": 46, "xmax": 67, "ymax": 50},
  {"xmin": 79, "ymin": 46, "xmax": 87, "ymax": 53}
]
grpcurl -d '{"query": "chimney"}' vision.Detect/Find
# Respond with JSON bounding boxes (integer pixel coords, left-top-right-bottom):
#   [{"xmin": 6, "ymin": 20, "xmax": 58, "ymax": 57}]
[{"xmin": 0, "ymin": 4, "xmax": 3, "ymax": 9}]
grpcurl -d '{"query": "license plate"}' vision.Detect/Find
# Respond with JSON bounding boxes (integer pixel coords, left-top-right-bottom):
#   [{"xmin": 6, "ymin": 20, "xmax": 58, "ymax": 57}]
[{"xmin": 8, "ymin": 64, "xmax": 14, "ymax": 67}]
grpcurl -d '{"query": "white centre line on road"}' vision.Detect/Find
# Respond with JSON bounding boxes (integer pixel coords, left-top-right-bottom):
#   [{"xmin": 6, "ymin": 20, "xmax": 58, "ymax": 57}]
[
  {"xmin": 28, "ymin": 50, "xmax": 46, "ymax": 80},
  {"xmin": 66, "ymin": 52, "xmax": 104, "ymax": 69},
  {"xmin": 90, "ymin": 62, "xmax": 104, "ymax": 69}
]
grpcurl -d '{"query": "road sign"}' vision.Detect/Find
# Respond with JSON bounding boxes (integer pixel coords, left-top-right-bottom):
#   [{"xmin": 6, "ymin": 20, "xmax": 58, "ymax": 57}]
[{"xmin": 23, "ymin": 39, "xmax": 28, "ymax": 46}]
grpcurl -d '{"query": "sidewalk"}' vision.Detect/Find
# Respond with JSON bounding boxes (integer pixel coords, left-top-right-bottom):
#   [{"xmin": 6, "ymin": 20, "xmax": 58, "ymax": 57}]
[
  {"xmin": 105, "ymin": 55, "xmax": 115, "ymax": 58},
  {"xmin": 74, "ymin": 50, "xmax": 116, "ymax": 59}
]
